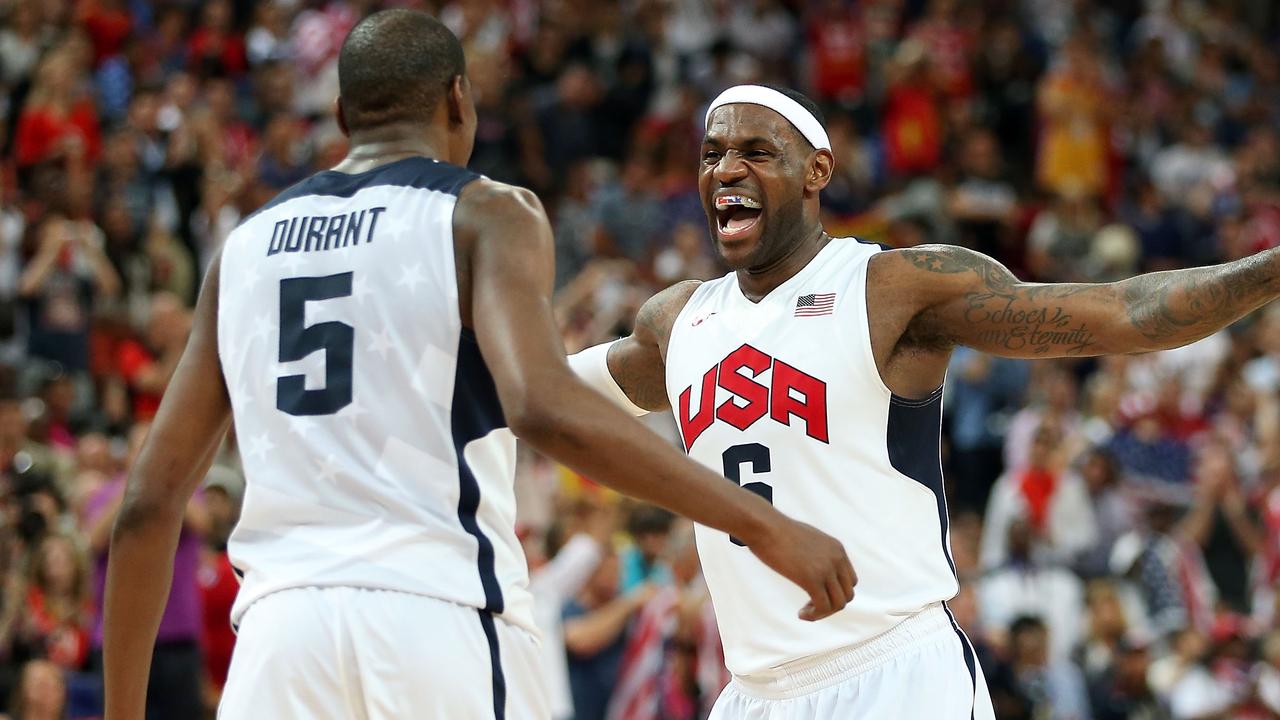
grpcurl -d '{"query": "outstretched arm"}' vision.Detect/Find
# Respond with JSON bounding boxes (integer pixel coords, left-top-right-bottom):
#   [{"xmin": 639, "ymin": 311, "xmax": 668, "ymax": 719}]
[
  {"xmin": 104, "ymin": 253, "xmax": 232, "ymax": 720},
  {"xmin": 458, "ymin": 181, "xmax": 854, "ymax": 621},
  {"xmin": 889, "ymin": 245, "xmax": 1280, "ymax": 358}
]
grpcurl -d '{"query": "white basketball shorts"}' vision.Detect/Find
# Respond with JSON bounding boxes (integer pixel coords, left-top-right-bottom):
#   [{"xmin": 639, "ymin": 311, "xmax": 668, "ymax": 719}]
[
  {"xmin": 218, "ymin": 586, "xmax": 550, "ymax": 719},
  {"xmin": 709, "ymin": 603, "xmax": 996, "ymax": 720}
]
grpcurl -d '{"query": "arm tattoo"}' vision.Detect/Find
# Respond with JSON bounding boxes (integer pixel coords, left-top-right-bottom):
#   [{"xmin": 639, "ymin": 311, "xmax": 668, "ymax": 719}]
[
  {"xmin": 899, "ymin": 246, "xmax": 1100, "ymax": 356},
  {"xmin": 609, "ymin": 345, "xmax": 670, "ymax": 410},
  {"xmin": 609, "ymin": 281, "xmax": 699, "ymax": 411},
  {"xmin": 609, "ymin": 304, "xmax": 671, "ymax": 410},
  {"xmin": 1120, "ymin": 249, "xmax": 1280, "ymax": 347},
  {"xmin": 900, "ymin": 245, "xmax": 1280, "ymax": 357}
]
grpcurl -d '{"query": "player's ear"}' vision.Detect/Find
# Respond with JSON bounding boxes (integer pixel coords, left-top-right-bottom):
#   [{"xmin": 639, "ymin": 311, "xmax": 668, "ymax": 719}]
[
  {"xmin": 446, "ymin": 75, "xmax": 467, "ymax": 126},
  {"xmin": 805, "ymin": 149, "xmax": 834, "ymax": 195},
  {"xmin": 334, "ymin": 97, "xmax": 349, "ymax": 137}
]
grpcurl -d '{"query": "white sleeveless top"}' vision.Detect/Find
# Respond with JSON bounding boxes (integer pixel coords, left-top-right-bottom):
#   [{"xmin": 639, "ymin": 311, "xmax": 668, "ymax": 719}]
[
  {"xmin": 217, "ymin": 157, "xmax": 534, "ymax": 634},
  {"xmin": 665, "ymin": 237, "xmax": 958, "ymax": 675}
]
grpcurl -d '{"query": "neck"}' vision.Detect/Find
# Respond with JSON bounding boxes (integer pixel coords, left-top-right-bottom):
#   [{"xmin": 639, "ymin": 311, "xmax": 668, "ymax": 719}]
[
  {"xmin": 332, "ymin": 123, "xmax": 450, "ymax": 174},
  {"xmin": 736, "ymin": 224, "xmax": 829, "ymax": 302}
]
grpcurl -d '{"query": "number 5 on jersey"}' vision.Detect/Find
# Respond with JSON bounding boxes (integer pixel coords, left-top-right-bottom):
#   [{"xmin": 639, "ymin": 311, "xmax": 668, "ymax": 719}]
[{"xmin": 277, "ymin": 273, "xmax": 354, "ymax": 416}]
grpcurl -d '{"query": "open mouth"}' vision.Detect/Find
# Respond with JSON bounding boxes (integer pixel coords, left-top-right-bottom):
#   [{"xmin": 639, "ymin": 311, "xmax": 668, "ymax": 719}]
[{"xmin": 714, "ymin": 194, "xmax": 763, "ymax": 240}]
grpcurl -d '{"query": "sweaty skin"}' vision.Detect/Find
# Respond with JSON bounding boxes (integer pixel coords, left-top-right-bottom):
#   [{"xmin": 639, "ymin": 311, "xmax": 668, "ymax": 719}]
[{"xmin": 607, "ymin": 103, "xmax": 1280, "ymax": 406}]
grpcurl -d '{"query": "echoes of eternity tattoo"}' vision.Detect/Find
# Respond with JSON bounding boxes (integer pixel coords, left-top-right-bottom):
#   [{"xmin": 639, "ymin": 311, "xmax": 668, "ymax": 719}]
[{"xmin": 900, "ymin": 246, "xmax": 1099, "ymax": 356}]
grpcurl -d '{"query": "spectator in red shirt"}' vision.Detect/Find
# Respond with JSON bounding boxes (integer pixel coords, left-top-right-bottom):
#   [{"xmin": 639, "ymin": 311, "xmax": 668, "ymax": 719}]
[
  {"xmin": 114, "ymin": 292, "xmax": 190, "ymax": 422},
  {"xmin": 882, "ymin": 40, "xmax": 943, "ymax": 177},
  {"xmin": 906, "ymin": 0, "xmax": 976, "ymax": 100},
  {"xmin": 187, "ymin": 0, "xmax": 247, "ymax": 78},
  {"xmin": 197, "ymin": 465, "xmax": 242, "ymax": 708},
  {"xmin": 76, "ymin": 0, "xmax": 132, "ymax": 68},
  {"xmin": 5, "ymin": 534, "xmax": 94, "ymax": 671},
  {"xmin": 13, "ymin": 49, "xmax": 102, "ymax": 168},
  {"xmin": 806, "ymin": 0, "xmax": 866, "ymax": 104}
]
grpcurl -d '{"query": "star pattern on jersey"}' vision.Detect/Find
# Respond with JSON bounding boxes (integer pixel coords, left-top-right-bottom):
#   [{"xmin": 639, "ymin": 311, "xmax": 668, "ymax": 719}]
[
  {"xmin": 367, "ymin": 326, "xmax": 396, "ymax": 360},
  {"xmin": 238, "ymin": 261, "xmax": 261, "ymax": 294},
  {"xmin": 231, "ymin": 376, "xmax": 257, "ymax": 411},
  {"xmin": 280, "ymin": 253, "xmax": 306, "ymax": 276},
  {"xmin": 249, "ymin": 314, "xmax": 273, "ymax": 347},
  {"xmin": 340, "ymin": 397, "xmax": 369, "ymax": 424},
  {"xmin": 396, "ymin": 263, "xmax": 426, "ymax": 294},
  {"xmin": 315, "ymin": 453, "xmax": 342, "ymax": 486},
  {"xmin": 242, "ymin": 432, "xmax": 276, "ymax": 463},
  {"xmin": 377, "ymin": 212, "xmax": 409, "ymax": 243}
]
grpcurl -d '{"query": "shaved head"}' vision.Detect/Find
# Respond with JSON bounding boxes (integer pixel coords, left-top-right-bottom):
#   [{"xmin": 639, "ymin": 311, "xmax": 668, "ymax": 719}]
[{"xmin": 337, "ymin": 9, "xmax": 465, "ymax": 132}]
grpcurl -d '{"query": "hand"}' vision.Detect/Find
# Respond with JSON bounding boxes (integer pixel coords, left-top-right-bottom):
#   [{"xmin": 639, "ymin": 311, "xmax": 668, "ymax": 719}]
[
  {"xmin": 1196, "ymin": 470, "xmax": 1230, "ymax": 501},
  {"xmin": 746, "ymin": 517, "xmax": 856, "ymax": 622},
  {"xmin": 627, "ymin": 582, "xmax": 659, "ymax": 611},
  {"xmin": 39, "ymin": 224, "xmax": 71, "ymax": 254}
]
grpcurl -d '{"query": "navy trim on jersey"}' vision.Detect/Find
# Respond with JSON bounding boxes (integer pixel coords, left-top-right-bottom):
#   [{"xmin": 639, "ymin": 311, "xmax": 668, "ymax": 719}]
[
  {"xmin": 852, "ymin": 236, "xmax": 893, "ymax": 252},
  {"xmin": 943, "ymin": 602, "xmax": 979, "ymax": 720},
  {"xmin": 245, "ymin": 156, "xmax": 479, "ymax": 222},
  {"xmin": 228, "ymin": 563, "xmax": 246, "ymax": 632},
  {"xmin": 451, "ymin": 327, "xmax": 507, "ymax": 614},
  {"xmin": 478, "ymin": 610, "xmax": 507, "ymax": 720},
  {"xmin": 885, "ymin": 386, "xmax": 957, "ymax": 577}
]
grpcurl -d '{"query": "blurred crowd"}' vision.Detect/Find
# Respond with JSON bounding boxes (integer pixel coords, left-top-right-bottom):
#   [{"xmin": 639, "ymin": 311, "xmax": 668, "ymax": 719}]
[{"xmin": 0, "ymin": 0, "xmax": 1278, "ymax": 718}]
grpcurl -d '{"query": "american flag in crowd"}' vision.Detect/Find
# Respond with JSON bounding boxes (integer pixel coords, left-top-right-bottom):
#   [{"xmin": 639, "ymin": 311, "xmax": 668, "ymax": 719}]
[{"xmin": 795, "ymin": 292, "xmax": 836, "ymax": 317}]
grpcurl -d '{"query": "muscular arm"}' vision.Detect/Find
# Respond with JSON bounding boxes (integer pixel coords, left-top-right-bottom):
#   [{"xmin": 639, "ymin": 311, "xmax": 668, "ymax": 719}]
[
  {"xmin": 888, "ymin": 245, "xmax": 1280, "ymax": 358},
  {"xmin": 602, "ymin": 280, "xmax": 700, "ymax": 412},
  {"xmin": 457, "ymin": 180, "xmax": 853, "ymax": 621},
  {"xmin": 103, "ymin": 253, "xmax": 232, "ymax": 720}
]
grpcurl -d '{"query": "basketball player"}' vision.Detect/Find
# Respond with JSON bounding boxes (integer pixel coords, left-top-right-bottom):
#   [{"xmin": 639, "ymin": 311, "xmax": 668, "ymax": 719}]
[
  {"xmin": 101, "ymin": 17, "xmax": 855, "ymax": 720},
  {"xmin": 567, "ymin": 84, "xmax": 1280, "ymax": 718}
]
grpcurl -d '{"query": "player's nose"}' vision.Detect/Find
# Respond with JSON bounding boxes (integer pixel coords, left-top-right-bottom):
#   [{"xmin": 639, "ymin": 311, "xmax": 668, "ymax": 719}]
[{"xmin": 712, "ymin": 153, "xmax": 749, "ymax": 184}]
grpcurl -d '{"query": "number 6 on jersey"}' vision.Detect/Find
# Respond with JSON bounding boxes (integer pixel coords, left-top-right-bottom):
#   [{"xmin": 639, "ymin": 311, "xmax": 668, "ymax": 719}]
[{"xmin": 722, "ymin": 443, "xmax": 772, "ymax": 546}]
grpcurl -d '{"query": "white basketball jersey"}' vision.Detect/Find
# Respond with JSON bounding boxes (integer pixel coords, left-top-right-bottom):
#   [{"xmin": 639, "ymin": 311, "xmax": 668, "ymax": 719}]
[
  {"xmin": 665, "ymin": 238, "xmax": 959, "ymax": 676},
  {"xmin": 217, "ymin": 157, "xmax": 535, "ymax": 635}
]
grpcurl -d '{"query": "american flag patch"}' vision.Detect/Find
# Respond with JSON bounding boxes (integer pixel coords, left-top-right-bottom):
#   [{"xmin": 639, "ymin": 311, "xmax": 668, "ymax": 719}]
[{"xmin": 795, "ymin": 293, "xmax": 836, "ymax": 317}]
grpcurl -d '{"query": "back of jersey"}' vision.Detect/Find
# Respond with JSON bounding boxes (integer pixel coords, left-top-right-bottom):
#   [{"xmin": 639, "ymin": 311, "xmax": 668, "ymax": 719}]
[{"xmin": 217, "ymin": 157, "xmax": 534, "ymax": 634}]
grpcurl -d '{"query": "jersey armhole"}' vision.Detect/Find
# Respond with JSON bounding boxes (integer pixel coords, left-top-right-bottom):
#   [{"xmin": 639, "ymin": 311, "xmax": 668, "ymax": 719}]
[
  {"xmin": 843, "ymin": 244, "xmax": 895, "ymax": 400},
  {"xmin": 663, "ymin": 279, "xmax": 717, "ymax": 395}
]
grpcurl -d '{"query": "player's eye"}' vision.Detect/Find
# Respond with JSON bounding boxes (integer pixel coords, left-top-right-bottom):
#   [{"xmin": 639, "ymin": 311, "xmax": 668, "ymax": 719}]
[
  {"xmin": 702, "ymin": 151, "xmax": 721, "ymax": 164},
  {"xmin": 747, "ymin": 150, "xmax": 771, "ymax": 159}
]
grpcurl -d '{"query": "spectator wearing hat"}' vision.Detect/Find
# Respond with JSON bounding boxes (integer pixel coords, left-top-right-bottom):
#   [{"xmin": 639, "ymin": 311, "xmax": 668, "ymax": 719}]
[{"xmin": 197, "ymin": 464, "xmax": 241, "ymax": 710}]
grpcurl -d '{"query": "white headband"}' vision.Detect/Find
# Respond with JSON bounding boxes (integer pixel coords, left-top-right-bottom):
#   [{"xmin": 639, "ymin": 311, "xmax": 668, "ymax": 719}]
[{"xmin": 704, "ymin": 85, "xmax": 831, "ymax": 152}]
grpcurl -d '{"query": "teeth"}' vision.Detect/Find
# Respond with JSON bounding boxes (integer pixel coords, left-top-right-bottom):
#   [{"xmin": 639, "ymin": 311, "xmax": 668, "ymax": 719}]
[{"xmin": 715, "ymin": 195, "xmax": 762, "ymax": 210}]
